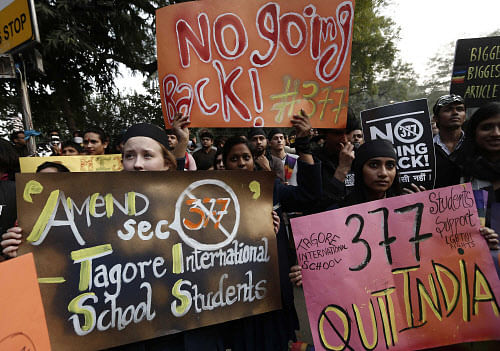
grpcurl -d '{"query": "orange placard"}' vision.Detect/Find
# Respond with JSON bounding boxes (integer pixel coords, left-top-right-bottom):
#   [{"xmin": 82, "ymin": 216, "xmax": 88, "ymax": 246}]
[
  {"xmin": 156, "ymin": 0, "xmax": 354, "ymax": 128},
  {"xmin": 0, "ymin": 253, "xmax": 51, "ymax": 351}
]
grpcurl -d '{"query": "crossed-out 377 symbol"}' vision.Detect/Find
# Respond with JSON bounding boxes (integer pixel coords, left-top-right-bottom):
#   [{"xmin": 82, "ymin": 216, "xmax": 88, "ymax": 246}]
[
  {"xmin": 170, "ymin": 179, "xmax": 240, "ymax": 251},
  {"xmin": 183, "ymin": 197, "xmax": 231, "ymax": 230},
  {"xmin": 394, "ymin": 118, "xmax": 423, "ymax": 143}
]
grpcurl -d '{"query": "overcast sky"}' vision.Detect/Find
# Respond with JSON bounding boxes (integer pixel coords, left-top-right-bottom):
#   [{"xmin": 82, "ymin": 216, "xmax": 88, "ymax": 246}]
[{"xmin": 382, "ymin": 0, "xmax": 499, "ymax": 82}]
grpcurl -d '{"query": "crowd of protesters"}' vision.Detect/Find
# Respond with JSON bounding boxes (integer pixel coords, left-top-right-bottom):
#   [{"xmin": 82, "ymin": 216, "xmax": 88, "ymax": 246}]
[{"xmin": 0, "ymin": 95, "xmax": 499, "ymax": 351}]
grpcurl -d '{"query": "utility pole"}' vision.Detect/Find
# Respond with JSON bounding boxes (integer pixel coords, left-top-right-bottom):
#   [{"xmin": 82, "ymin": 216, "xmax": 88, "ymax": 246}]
[
  {"xmin": 1, "ymin": 0, "xmax": 41, "ymax": 155},
  {"xmin": 16, "ymin": 55, "xmax": 36, "ymax": 155}
]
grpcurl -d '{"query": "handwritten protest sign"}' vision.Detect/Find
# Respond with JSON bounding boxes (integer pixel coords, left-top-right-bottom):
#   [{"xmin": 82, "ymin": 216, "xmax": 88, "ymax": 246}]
[
  {"xmin": 20, "ymin": 154, "xmax": 123, "ymax": 172},
  {"xmin": 490, "ymin": 203, "xmax": 500, "ymax": 280},
  {"xmin": 361, "ymin": 99, "xmax": 436, "ymax": 189},
  {"xmin": 16, "ymin": 171, "xmax": 280, "ymax": 350},
  {"xmin": 156, "ymin": 0, "xmax": 353, "ymax": 128},
  {"xmin": 450, "ymin": 36, "xmax": 500, "ymax": 107},
  {"xmin": 291, "ymin": 184, "xmax": 500, "ymax": 350},
  {"xmin": 0, "ymin": 253, "xmax": 51, "ymax": 351}
]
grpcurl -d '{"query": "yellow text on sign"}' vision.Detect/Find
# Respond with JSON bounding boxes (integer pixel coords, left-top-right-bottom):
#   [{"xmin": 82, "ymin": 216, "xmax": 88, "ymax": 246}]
[{"xmin": 0, "ymin": 0, "xmax": 33, "ymax": 54}]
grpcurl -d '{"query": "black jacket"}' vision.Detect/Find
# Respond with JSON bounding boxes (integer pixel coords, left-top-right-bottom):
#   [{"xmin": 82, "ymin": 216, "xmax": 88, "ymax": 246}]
[
  {"xmin": 434, "ymin": 142, "xmax": 463, "ymax": 189},
  {"xmin": 0, "ymin": 180, "xmax": 16, "ymax": 235}
]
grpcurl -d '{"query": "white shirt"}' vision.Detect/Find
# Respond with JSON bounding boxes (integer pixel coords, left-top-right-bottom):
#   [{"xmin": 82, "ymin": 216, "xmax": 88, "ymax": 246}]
[
  {"xmin": 281, "ymin": 153, "xmax": 299, "ymax": 186},
  {"xmin": 433, "ymin": 131, "xmax": 464, "ymax": 155}
]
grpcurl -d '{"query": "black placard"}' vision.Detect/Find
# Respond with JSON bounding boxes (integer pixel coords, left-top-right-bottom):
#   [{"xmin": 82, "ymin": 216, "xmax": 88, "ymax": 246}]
[
  {"xmin": 450, "ymin": 36, "xmax": 500, "ymax": 107},
  {"xmin": 360, "ymin": 99, "xmax": 436, "ymax": 190},
  {"xmin": 16, "ymin": 171, "xmax": 280, "ymax": 351}
]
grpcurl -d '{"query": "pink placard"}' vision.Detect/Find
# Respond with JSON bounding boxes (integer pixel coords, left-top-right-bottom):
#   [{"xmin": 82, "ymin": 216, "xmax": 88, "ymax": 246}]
[{"xmin": 291, "ymin": 184, "xmax": 500, "ymax": 350}]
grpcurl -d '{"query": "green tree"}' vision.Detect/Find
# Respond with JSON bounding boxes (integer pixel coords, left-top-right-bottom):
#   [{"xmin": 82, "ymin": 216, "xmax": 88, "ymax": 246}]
[
  {"xmin": 421, "ymin": 41, "xmax": 455, "ymax": 110},
  {"xmin": 1, "ymin": 0, "xmax": 402, "ymax": 135},
  {"xmin": 1, "ymin": 0, "xmax": 168, "ymax": 135},
  {"xmin": 349, "ymin": 60, "xmax": 422, "ymax": 115},
  {"xmin": 83, "ymin": 81, "xmax": 164, "ymax": 142},
  {"xmin": 349, "ymin": 0, "xmax": 399, "ymax": 97}
]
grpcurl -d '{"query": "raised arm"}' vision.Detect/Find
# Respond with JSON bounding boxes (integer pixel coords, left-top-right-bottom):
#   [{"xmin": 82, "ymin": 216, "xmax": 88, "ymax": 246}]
[
  {"xmin": 172, "ymin": 113, "xmax": 190, "ymax": 160},
  {"xmin": 291, "ymin": 110, "xmax": 314, "ymax": 165}
]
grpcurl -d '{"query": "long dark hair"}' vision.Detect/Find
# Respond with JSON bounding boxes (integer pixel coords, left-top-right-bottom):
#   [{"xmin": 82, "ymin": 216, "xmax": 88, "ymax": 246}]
[
  {"xmin": 213, "ymin": 148, "xmax": 224, "ymax": 170},
  {"xmin": 464, "ymin": 102, "xmax": 500, "ymax": 158},
  {"xmin": 457, "ymin": 102, "xmax": 500, "ymax": 182}
]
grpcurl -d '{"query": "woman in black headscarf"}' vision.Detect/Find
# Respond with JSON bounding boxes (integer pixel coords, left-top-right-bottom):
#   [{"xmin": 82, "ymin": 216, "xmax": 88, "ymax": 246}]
[{"xmin": 341, "ymin": 139, "xmax": 402, "ymax": 206}]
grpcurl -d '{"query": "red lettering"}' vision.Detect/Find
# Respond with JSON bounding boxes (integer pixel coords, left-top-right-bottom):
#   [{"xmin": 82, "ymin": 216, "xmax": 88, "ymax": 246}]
[
  {"xmin": 280, "ymin": 13, "xmax": 307, "ymax": 55},
  {"xmin": 249, "ymin": 68, "xmax": 263, "ymax": 113},
  {"xmin": 251, "ymin": 2, "xmax": 279, "ymax": 67},
  {"xmin": 195, "ymin": 78, "xmax": 219, "ymax": 115},
  {"xmin": 176, "ymin": 13, "xmax": 211, "ymax": 68},
  {"xmin": 303, "ymin": 5, "xmax": 327, "ymax": 60},
  {"xmin": 214, "ymin": 13, "xmax": 248, "ymax": 59},
  {"xmin": 320, "ymin": 18, "xmax": 337, "ymax": 42},
  {"xmin": 175, "ymin": 83, "xmax": 194, "ymax": 119},
  {"xmin": 213, "ymin": 60, "xmax": 252, "ymax": 122},
  {"xmin": 316, "ymin": 2, "xmax": 353, "ymax": 83},
  {"xmin": 162, "ymin": 75, "xmax": 178, "ymax": 124},
  {"xmin": 162, "ymin": 74, "xmax": 193, "ymax": 125}
]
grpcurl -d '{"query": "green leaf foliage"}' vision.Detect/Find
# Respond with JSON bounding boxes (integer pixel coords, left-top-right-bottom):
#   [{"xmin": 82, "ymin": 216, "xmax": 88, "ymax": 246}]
[
  {"xmin": 1, "ymin": 0, "xmax": 167, "ymax": 137},
  {"xmin": 1, "ymin": 0, "xmax": 405, "ymax": 137}
]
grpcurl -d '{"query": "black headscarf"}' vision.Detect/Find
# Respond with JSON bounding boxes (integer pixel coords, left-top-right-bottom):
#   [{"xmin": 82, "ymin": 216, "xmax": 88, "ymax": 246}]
[{"xmin": 343, "ymin": 139, "xmax": 401, "ymax": 206}]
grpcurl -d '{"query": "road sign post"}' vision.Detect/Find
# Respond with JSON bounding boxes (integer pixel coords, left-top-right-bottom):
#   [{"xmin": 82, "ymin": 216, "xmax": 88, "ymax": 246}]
[{"xmin": 1, "ymin": 0, "xmax": 40, "ymax": 155}]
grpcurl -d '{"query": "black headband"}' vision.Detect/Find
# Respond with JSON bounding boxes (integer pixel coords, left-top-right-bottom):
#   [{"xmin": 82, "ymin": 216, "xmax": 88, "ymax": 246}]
[{"xmin": 123, "ymin": 123, "xmax": 169, "ymax": 150}]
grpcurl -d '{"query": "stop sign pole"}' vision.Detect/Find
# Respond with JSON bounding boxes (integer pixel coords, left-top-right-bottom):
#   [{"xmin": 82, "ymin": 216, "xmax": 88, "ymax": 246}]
[{"xmin": 1, "ymin": 0, "xmax": 40, "ymax": 155}]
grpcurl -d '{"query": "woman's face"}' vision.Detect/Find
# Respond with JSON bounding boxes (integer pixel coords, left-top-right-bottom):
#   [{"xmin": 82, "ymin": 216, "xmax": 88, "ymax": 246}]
[
  {"xmin": 475, "ymin": 114, "xmax": 500, "ymax": 159},
  {"xmin": 122, "ymin": 137, "xmax": 169, "ymax": 171},
  {"xmin": 225, "ymin": 143, "xmax": 254, "ymax": 171},
  {"xmin": 215, "ymin": 154, "xmax": 225, "ymax": 170},
  {"xmin": 83, "ymin": 132, "xmax": 108, "ymax": 155},
  {"xmin": 362, "ymin": 157, "xmax": 397, "ymax": 198}
]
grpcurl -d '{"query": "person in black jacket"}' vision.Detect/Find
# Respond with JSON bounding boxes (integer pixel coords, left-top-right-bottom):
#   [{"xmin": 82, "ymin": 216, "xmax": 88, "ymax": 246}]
[
  {"xmin": 308, "ymin": 110, "xmax": 359, "ymax": 212},
  {"xmin": 432, "ymin": 94, "xmax": 466, "ymax": 188}
]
